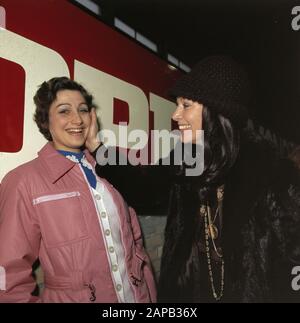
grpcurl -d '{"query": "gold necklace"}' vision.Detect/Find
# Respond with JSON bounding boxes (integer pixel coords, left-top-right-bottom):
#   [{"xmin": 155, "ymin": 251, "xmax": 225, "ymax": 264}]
[
  {"xmin": 207, "ymin": 205, "xmax": 223, "ymax": 257},
  {"xmin": 207, "ymin": 204, "xmax": 219, "ymax": 241},
  {"xmin": 200, "ymin": 186, "xmax": 225, "ymax": 301}
]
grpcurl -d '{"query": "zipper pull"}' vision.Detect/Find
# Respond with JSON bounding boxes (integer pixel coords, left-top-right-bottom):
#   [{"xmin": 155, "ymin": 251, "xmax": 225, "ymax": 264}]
[
  {"xmin": 85, "ymin": 283, "xmax": 96, "ymax": 302},
  {"xmin": 130, "ymin": 274, "xmax": 142, "ymax": 287}
]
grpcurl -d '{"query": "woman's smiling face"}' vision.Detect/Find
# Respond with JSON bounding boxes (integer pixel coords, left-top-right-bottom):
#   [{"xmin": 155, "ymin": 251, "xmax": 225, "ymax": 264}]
[
  {"xmin": 48, "ymin": 90, "xmax": 91, "ymax": 152},
  {"xmin": 172, "ymin": 97, "xmax": 203, "ymax": 144}
]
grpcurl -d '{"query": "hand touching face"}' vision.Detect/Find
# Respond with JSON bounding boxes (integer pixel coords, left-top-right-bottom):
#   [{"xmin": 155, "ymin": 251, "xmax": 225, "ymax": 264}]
[{"xmin": 85, "ymin": 107, "xmax": 101, "ymax": 152}]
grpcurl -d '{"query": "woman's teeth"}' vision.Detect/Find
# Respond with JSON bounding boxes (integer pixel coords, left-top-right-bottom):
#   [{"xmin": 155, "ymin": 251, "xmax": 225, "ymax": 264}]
[
  {"xmin": 179, "ymin": 125, "xmax": 191, "ymax": 130},
  {"xmin": 67, "ymin": 128, "xmax": 83, "ymax": 134}
]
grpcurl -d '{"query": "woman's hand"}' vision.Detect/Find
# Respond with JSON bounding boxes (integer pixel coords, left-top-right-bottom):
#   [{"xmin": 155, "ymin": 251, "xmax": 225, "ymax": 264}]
[{"xmin": 85, "ymin": 108, "xmax": 101, "ymax": 152}]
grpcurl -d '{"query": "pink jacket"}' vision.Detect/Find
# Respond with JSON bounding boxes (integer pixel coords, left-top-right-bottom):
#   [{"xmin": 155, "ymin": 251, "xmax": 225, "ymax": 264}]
[{"xmin": 0, "ymin": 143, "xmax": 156, "ymax": 303}]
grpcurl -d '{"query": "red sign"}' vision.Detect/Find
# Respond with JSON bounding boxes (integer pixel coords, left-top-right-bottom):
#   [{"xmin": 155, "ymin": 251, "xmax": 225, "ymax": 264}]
[{"xmin": 0, "ymin": 0, "xmax": 181, "ymax": 179}]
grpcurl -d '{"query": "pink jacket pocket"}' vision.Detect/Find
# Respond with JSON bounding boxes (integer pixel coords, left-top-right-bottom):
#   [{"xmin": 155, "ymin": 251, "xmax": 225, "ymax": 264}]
[
  {"xmin": 33, "ymin": 191, "xmax": 89, "ymax": 248},
  {"xmin": 129, "ymin": 248, "xmax": 155, "ymax": 302},
  {"xmin": 130, "ymin": 252, "xmax": 145, "ymax": 285}
]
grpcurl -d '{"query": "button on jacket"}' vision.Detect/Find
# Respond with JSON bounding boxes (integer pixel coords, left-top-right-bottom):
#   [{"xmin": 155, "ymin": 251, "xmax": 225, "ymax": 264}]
[{"xmin": 0, "ymin": 143, "xmax": 156, "ymax": 303}]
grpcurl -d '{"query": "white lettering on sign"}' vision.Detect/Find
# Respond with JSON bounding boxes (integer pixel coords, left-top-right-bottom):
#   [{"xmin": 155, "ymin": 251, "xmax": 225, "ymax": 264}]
[
  {"xmin": 0, "ymin": 6, "xmax": 5, "ymax": 29},
  {"xmin": 0, "ymin": 29, "xmax": 69, "ymax": 180},
  {"xmin": 74, "ymin": 60, "xmax": 150, "ymax": 149},
  {"xmin": 149, "ymin": 93, "xmax": 176, "ymax": 163},
  {"xmin": 0, "ymin": 30, "xmax": 175, "ymax": 181}
]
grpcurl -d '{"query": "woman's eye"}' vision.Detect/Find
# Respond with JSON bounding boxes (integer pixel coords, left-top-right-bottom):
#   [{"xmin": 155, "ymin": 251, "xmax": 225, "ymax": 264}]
[
  {"xmin": 59, "ymin": 109, "xmax": 69, "ymax": 114},
  {"xmin": 183, "ymin": 103, "xmax": 190, "ymax": 109},
  {"xmin": 79, "ymin": 108, "xmax": 89, "ymax": 113}
]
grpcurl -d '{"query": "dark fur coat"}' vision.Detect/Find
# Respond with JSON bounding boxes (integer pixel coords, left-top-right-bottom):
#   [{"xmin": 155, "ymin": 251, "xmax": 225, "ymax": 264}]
[
  {"xmin": 95, "ymin": 134, "xmax": 300, "ymax": 303},
  {"xmin": 158, "ymin": 135, "xmax": 300, "ymax": 303}
]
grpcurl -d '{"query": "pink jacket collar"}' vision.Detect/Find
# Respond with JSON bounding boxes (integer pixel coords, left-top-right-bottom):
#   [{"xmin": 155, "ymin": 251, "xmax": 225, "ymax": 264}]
[{"xmin": 38, "ymin": 142, "xmax": 96, "ymax": 183}]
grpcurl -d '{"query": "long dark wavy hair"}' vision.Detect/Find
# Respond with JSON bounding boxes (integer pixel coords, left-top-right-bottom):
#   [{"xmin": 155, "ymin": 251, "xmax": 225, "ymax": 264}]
[{"xmin": 178, "ymin": 105, "xmax": 241, "ymax": 201}]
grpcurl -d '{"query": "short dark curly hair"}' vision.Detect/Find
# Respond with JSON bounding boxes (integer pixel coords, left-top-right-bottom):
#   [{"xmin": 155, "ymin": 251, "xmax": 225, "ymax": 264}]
[{"xmin": 33, "ymin": 77, "xmax": 94, "ymax": 141}]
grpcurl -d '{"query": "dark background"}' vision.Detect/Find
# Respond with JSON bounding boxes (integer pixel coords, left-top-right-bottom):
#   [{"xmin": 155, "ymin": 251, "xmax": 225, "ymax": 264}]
[{"xmin": 97, "ymin": 0, "xmax": 300, "ymax": 145}]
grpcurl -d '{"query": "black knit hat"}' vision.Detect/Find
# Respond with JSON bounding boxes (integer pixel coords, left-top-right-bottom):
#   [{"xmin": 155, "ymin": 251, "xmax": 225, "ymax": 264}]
[{"xmin": 169, "ymin": 55, "xmax": 251, "ymax": 128}]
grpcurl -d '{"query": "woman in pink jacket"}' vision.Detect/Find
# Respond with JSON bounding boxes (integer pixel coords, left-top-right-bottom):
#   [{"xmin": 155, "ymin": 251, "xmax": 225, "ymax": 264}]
[{"xmin": 0, "ymin": 77, "xmax": 156, "ymax": 303}]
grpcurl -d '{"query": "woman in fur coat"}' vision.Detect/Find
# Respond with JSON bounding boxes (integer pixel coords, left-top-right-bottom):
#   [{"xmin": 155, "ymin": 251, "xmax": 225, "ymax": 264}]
[{"xmin": 157, "ymin": 56, "xmax": 300, "ymax": 303}]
